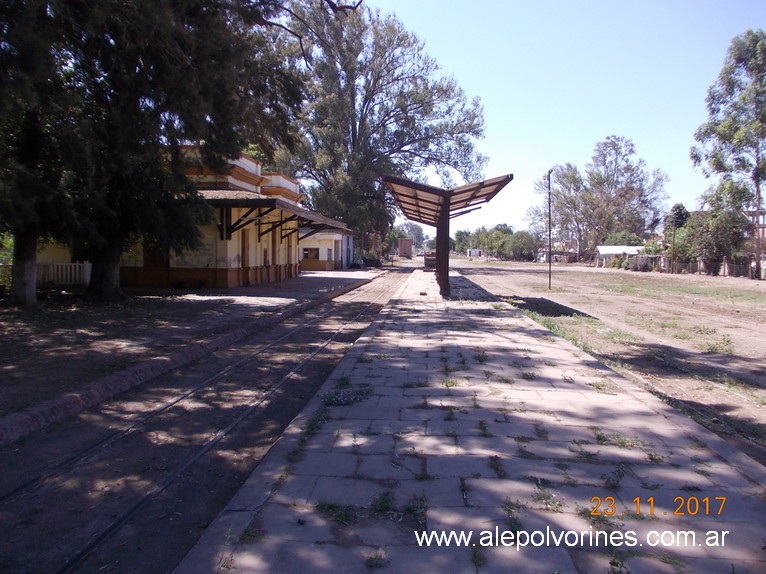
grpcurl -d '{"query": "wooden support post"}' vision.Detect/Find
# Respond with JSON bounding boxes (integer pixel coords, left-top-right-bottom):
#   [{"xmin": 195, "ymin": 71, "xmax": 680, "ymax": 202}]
[{"xmin": 436, "ymin": 195, "xmax": 451, "ymax": 296}]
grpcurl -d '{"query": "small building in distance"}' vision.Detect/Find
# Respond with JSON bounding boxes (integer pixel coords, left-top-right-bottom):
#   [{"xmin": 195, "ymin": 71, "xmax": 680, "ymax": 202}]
[
  {"xmin": 299, "ymin": 228, "xmax": 355, "ymax": 271},
  {"xmin": 398, "ymin": 237, "xmax": 413, "ymax": 259},
  {"xmin": 595, "ymin": 245, "xmax": 641, "ymax": 268}
]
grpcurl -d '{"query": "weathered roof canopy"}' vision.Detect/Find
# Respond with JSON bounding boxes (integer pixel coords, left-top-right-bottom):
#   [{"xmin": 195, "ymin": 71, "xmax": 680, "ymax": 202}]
[
  {"xmin": 382, "ymin": 174, "xmax": 513, "ymax": 296},
  {"xmin": 198, "ymin": 189, "xmax": 350, "ymax": 240},
  {"xmin": 382, "ymin": 174, "xmax": 514, "ymax": 227}
]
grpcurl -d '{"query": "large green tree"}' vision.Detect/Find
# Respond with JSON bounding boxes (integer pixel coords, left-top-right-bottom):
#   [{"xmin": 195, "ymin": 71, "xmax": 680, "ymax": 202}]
[
  {"xmin": 684, "ymin": 180, "xmax": 752, "ymax": 275},
  {"xmin": 282, "ymin": 2, "xmax": 487, "ymax": 251},
  {"xmin": 508, "ymin": 230, "xmax": 539, "ymax": 261},
  {"xmin": 0, "ymin": 0, "xmax": 74, "ymax": 305},
  {"xmin": 528, "ymin": 136, "xmax": 667, "ymax": 256},
  {"xmin": 1, "ymin": 0, "xmax": 305, "ymax": 304},
  {"xmin": 691, "ymin": 29, "xmax": 765, "ymax": 277},
  {"xmin": 64, "ymin": 0, "xmax": 304, "ymax": 302}
]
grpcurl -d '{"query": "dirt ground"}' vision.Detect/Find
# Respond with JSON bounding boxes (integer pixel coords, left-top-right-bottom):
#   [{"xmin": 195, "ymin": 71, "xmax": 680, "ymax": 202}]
[
  {"xmin": 0, "ymin": 273, "xmax": 369, "ymax": 421},
  {"xmin": 453, "ymin": 258, "xmax": 766, "ymax": 464}
]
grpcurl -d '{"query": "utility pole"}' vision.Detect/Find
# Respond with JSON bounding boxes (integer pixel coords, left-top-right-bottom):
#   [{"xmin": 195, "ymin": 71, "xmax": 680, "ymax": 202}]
[{"xmin": 547, "ymin": 168, "xmax": 553, "ymax": 290}]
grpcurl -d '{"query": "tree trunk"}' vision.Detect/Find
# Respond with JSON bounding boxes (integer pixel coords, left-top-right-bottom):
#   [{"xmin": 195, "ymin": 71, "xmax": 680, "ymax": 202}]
[
  {"xmin": 10, "ymin": 230, "xmax": 38, "ymax": 306},
  {"xmin": 86, "ymin": 241, "xmax": 124, "ymax": 303}
]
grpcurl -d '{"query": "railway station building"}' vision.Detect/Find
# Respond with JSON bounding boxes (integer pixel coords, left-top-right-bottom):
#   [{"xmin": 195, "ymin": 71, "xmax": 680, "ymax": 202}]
[{"xmin": 37, "ymin": 148, "xmax": 351, "ymax": 289}]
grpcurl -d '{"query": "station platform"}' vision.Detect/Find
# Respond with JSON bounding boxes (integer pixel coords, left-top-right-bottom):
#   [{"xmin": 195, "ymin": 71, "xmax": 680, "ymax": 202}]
[{"xmin": 175, "ymin": 269, "xmax": 766, "ymax": 574}]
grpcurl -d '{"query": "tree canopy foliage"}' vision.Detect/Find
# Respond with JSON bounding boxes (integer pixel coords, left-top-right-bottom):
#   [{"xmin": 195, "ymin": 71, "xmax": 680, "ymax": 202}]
[
  {"xmin": 526, "ymin": 136, "xmax": 667, "ymax": 256},
  {"xmin": 451, "ymin": 224, "xmax": 538, "ymax": 261},
  {"xmin": 691, "ymin": 28, "xmax": 764, "ymax": 274},
  {"xmin": 1, "ymin": 0, "xmax": 305, "ymax": 304},
  {"xmin": 279, "ymin": 2, "xmax": 487, "ymax": 251}
]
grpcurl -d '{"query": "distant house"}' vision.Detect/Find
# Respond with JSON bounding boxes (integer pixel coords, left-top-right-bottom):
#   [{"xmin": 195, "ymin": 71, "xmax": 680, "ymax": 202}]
[
  {"xmin": 299, "ymin": 228, "xmax": 355, "ymax": 271},
  {"xmin": 37, "ymin": 148, "xmax": 350, "ymax": 288},
  {"xmin": 595, "ymin": 245, "xmax": 641, "ymax": 268}
]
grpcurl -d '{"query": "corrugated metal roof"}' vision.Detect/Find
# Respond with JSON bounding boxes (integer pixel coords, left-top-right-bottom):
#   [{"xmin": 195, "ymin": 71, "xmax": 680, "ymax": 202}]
[{"xmin": 382, "ymin": 174, "xmax": 514, "ymax": 227}]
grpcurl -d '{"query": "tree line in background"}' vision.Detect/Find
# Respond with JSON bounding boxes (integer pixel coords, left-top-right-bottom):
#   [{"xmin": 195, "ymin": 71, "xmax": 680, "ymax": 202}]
[{"xmin": 524, "ymin": 29, "xmax": 764, "ymax": 276}]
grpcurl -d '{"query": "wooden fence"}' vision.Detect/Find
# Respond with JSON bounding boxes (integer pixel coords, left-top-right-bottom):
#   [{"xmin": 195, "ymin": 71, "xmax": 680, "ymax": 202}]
[{"xmin": 36, "ymin": 262, "xmax": 92, "ymax": 286}]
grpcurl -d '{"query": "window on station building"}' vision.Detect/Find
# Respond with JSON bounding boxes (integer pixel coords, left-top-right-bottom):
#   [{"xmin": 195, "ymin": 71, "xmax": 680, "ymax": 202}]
[{"xmin": 303, "ymin": 248, "xmax": 319, "ymax": 260}]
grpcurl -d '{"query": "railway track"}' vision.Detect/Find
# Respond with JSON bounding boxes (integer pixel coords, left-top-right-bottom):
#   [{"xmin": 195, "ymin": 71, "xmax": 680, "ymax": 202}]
[{"xmin": 0, "ymin": 269, "xmax": 410, "ymax": 574}]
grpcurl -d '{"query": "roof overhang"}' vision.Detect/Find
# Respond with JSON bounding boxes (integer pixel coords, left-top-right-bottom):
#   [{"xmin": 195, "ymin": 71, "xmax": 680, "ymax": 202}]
[
  {"xmin": 198, "ymin": 190, "xmax": 350, "ymax": 240},
  {"xmin": 382, "ymin": 173, "xmax": 513, "ymax": 297},
  {"xmin": 382, "ymin": 174, "xmax": 514, "ymax": 227}
]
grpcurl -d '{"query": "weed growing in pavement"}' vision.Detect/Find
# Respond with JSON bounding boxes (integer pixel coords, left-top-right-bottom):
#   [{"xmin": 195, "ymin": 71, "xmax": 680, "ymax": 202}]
[
  {"xmin": 611, "ymin": 433, "xmax": 646, "ymax": 449},
  {"xmin": 414, "ymin": 470, "xmax": 434, "ymax": 481},
  {"xmin": 315, "ymin": 501, "xmax": 356, "ymax": 524},
  {"xmin": 239, "ymin": 527, "xmax": 261, "ymax": 542},
  {"xmin": 577, "ymin": 505, "xmax": 617, "ymax": 533},
  {"xmin": 533, "ymin": 423, "xmax": 549, "ymax": 440},
  {"xmin": 587, "ymin": 379, "xmax": 615, "ymax": 394},
  {"xmin": 442, "ymin": 378, "xmax": 458, "ymax": 388},
  {"xmin": 371, "ymin": 492, "xmax": 396, "ymax": 513},
  {"xmin": 517, "ymin": 445, "xmax": 539, "ymax": 459},
  {"xmin": 592, "ymin": 427, "xmax": 609, "ymax": 445},
  {"xmin": 403, "ymin": 380, "xmax": 429, "ymax": 388},
  {"xmin": 474, "ymin": 348, "xmax": 488, "ymax": 363},
  {"xmin": 689, "ymin": 437, "xmax": 707, "ymax": 450},
  {"xmin": 646, "ymin": 451, "xmax": 665, "ymax": 464},
  {"xmin": 532, "ymin": 484, "xmax": 564, "ymax": 513},
  {"xmin": 478, "ymin": 420, "xmax": 492, "ymax": 437},
  {"xmin": 502, "ymin": 498, "xmax": 525, "ymax": 533},
  {"xmin": 217, "ymin": 529, "xmax": 236, "ymax": 571},
  {"xmin": 321, "ymin": 384, "xmax": 373, "ymax": 406},
  {"xmin": 570, "ymin": 443, "xmax": 599, "ymax": 463},
  {"xmin": 488, "ymin": 455, "xmax": 506, "ymax": 478},
  {"xmin": 365, "ymin": 552, "xmax": 389, "ymax": 569},
  {"xmin": 412, "ymin": 394, "xmax": 430, "ymax": 409},
  {"xmin": 602, "ymin": 462, "xmax": 627, "ymax": 489},
  {"xmin": 286, "ymin": 408, "xmax": 328, "ymax": 463},
  {"xmin": 459, "ymin": 477, "xmax": 470, "ymax": 506},
  {"xmin": 403, "ymin": 494, "xmax": 427, "ymax": 523},
  {"xmin": 607, "ymin": 554, "xmax": 628, "ymax": 574},
  {"xmin": 471, "ymin": 546, "xmax": 487, "ymax": 567},
  {"xmin": 444, "ymin": 406, "xmax": 457, "ymax": 421}
]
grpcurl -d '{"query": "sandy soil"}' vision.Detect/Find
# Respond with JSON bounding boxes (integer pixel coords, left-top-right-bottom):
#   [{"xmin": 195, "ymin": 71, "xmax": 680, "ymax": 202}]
[{"xmin": 453, "ymin": 259, "xmax": 766, "ymax": 463}]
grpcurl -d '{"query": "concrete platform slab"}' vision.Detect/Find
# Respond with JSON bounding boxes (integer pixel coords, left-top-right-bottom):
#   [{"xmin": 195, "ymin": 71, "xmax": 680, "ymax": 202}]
[{"xmin": 174, "ymin": 270, "xmax": 766, "ymax": 574}]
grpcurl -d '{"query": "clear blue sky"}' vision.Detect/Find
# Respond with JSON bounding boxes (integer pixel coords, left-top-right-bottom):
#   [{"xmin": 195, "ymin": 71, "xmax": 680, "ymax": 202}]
[{"xmin": 365, "ymin": 0, "xmax": 765, "ymax": 236}]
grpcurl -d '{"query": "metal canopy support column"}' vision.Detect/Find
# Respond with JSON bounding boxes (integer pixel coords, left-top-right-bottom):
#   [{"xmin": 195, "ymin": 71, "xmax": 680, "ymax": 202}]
[{"xmin": 436, "ymin": 195, "xmax": 451, "ymax": 296}]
